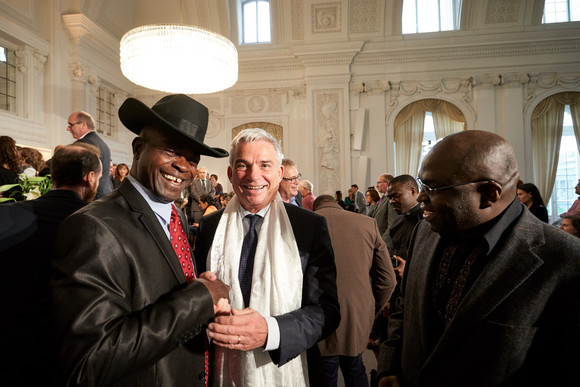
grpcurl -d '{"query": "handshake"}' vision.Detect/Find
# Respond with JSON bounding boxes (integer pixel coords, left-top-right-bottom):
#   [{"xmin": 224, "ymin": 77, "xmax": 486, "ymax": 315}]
[{"xmin": 195, "ymin": 271, "xmax": 269, "ymax": 350}]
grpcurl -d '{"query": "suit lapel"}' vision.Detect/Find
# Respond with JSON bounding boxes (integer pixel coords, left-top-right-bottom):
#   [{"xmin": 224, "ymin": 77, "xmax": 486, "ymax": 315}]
[
  {"xmin": 427, "ymin": 213, "xmax": 545, "ymax": 363},
  {"xmin": 118, "ymin": 180, "xmax": 187, "ymax": 284}
]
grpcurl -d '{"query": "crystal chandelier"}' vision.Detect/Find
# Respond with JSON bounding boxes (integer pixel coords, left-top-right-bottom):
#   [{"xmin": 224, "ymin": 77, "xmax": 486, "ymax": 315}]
[{"xmin": 120, "ymin": 24, "xmax": 238, "ymax": 94}]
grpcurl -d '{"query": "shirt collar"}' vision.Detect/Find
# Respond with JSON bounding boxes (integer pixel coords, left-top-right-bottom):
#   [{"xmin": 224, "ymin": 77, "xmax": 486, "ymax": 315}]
[
  {"xmin": 127, "ymin": 175, "xmax": 173, "ymax": 225},
  {"xmin": 237, "ymin": 201, "xmax": 271, "ymax": 219}
]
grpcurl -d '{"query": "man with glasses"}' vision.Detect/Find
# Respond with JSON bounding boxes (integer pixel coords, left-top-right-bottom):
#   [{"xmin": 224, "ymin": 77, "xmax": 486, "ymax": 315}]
[
  {"xmin": 66, "ymin": 111, "xmax": 112, "ymax": 198},
  {"xmin": 377, "ymin": 130, "xmax": 580, "ymax": 386},
  {"xmin": 279, "ymin": 158, "xmax": 302, "ymax": 206}
]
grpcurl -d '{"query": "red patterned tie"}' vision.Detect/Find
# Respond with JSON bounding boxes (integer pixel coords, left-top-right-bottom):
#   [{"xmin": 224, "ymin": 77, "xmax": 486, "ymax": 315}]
[
  {"xmin": 169, "ymin": 204, "xmax": 195, "ymax": 282},
  {"xmin": 169, "ymin": 204, "xmax": 209, "ymax": 386}
]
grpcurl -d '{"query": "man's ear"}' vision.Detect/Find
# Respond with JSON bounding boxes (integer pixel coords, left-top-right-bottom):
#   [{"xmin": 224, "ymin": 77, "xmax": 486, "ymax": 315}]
[
  {"xmin": 479, "ymin": 181, "xmax": 502, "ymax": 209},
  {"xmin": 132, "ymin": 137, "xmax": 144, "ymax": 160},
  {"xmin": 83, "ymin": 170, "xmax": 96, "ymax": 186},
  {"xmin": 227, "ymin": 165, "xmax": 233, "ymax": 183}
]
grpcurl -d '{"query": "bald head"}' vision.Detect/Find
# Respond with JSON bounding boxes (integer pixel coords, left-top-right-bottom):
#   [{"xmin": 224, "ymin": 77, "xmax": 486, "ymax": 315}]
[{"xmin": 418, "ymin": 130, "xmax": 520, "ymax": 234}]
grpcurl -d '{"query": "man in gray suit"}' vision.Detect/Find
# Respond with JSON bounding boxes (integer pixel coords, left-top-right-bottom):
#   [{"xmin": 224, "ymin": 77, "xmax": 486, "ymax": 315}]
[
  {"xmin": 189, "ymin": 166, "xmax": 215, "ymax": 223},
  {"xmin": 66, "ymin": 111, "xmax": 112, "ymax": 199},
  {"xmin": 372, "ymin": 174, "xmax": 399, "ymax": 251},
  {"xmin": 378, "ymin": 130, "xmax": 580, "ymax": 387}
]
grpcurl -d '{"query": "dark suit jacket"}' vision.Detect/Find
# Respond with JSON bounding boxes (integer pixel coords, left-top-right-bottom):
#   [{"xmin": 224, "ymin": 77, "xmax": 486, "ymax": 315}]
[
  {"xmin": 189, "ymin": 178, "xmax": 215, "ymax": 223},
  {"xmin": 75, "ymin": 131, "xmax": 112, "ymax": 199},
  {"xmin": 51, "ymin": 179, "xmax": 213, "ymax": 387},
  {"xmin": 373, "ymin": 196, "xmax": 399, "ymax": 251},
  {"xmin": 378, "ymin": 207, "xmax": 580, "ymax": 387},
  {"xmin": 193, "ymin": 203, "xmax": 340, "ymax": 367},
  {"xmin": 0, "ymin": 190, "xmax": 86, "ymax": 387}
]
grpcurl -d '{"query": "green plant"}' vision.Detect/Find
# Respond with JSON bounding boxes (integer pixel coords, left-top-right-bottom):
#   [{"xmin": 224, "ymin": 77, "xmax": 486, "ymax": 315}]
[{"xmin": 0, "ymin": 174, "xmax": 52, "ymax": 203}]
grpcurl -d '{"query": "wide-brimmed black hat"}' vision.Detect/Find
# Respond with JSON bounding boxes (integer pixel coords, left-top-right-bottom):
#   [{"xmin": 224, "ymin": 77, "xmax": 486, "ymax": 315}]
[{"xmin": 118, "ymin": 94, "xmax": 228, "ymax": 158}]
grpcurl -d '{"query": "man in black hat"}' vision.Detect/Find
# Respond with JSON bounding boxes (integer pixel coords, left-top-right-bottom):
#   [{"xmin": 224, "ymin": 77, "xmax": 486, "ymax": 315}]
[{"xmin": 51, "ymin": 94, "xmax": 231, "ymax": 387}]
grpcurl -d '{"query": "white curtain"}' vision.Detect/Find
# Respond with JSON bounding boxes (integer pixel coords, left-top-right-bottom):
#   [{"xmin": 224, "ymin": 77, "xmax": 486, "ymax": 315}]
[
  {"xmin": 531, "ymin": 95, "xmax": 565, "ymax": 202},
  {"xmin": 394, "ymin": 104, "xmax": 425, "ymax": 176},
  {"xmin": 394, "ymin": 99, "xmax": 466, "ymax": 177},
  {"xmin": 432, "ymin": 101, "xmax": 466, "ymax": 139}
]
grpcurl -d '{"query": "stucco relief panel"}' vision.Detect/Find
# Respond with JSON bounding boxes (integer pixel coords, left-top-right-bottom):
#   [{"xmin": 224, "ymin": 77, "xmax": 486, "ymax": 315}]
[
  {"xmin": 292, "ymin": 0, "xmax": 304, "ymax": 40},
  {"xmin": 230, "ymin": 94, "xmax": 285, "ymax": 115},
  {"xmin": 315, "ymin": 90, "xmax": 342, "ymax": 195},
  {"xmin": 486, "ymin": 0, "xmax": 521, "ymax": 23},
  {"xmin": 349, "ymin": 0, "xmax": 380, "ymax": 34},
  {"xmin": 312, "ymin": 2, "xmax": 341, "ymax": 33}
]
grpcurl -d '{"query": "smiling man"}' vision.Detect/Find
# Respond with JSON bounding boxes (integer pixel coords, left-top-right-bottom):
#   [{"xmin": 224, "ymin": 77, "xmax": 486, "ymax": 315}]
[
  {"xmin": 377, "ymin": 130, "xmax": 580, "ymax": 387},
  {"xmin": 194, "ymin": 128, "xmax": 340, "ymax": 386},
  {"xmin": 51, "ymin": 94, "xmax": 231, "ymax": 387}
]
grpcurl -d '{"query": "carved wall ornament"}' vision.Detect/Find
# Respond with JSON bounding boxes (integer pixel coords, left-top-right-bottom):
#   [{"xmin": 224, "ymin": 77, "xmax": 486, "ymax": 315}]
[
  {"xmin": 316, "ymin": 92, "xmax": 342, "ymax": 195},
  {"xmin": 292, "ymin": 0, "xmax": 304, "ymax": 40},
  {"xmin": 383, "ymin": 77, "xmax": 476, "ymax": 107},
  {"xmin": 248, "ymin": 95, "xmax": 266, "ymax": 113},
  {"xmin": 14, "ymin": 47, "xmax": 30, "ymax": 73},
  {"xmin": 486, "ymin": 0, "xmax": 521, "ymax": 24},
  {"xmin": 33, "ymin": 51, "xmax": 47, "ymax": 76},
  {"xmin": 312, "ymin": 2, "xmax": 341, "ymax": 33},
  {"xmin": 349, "ymin": 0, "xmax": 380, "ymax": 34},
  {"xmin": 525, "ymin": 72, "xmax": 580, "ymax": 106}
]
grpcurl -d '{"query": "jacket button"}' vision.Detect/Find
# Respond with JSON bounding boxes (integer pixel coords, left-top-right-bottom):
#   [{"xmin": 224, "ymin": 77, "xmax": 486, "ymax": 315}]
[{"xmin": 198, "ymin": 371, "xmax": 205, "ymax": 380}]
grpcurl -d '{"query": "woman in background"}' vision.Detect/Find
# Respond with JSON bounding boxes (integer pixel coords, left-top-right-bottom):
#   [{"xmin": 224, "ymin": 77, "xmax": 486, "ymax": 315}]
[
  {"xmin": 112, "ymin": 163, "xmax": 129, "ymax": 189},
  {"xmin": 20, "ymin": 147, "xmax": 45, "ymax": 177},
  {"xmin": 335, "ymin": 190, "xmax": 345, "ymax": 209},
  {"xmin": 561, "ymin": 215, "xmax": 580, "ymax": 238},
  {"xmin": 211, "ymin": 174, "xmax": 223, "ymax": 209},
  {"xmin": 365, "ymin": 188, "xmax": 381, "ymax": 217},
  {"xmin": 517, "ymin": 183, "xmax": 549, "ymax": 223}
]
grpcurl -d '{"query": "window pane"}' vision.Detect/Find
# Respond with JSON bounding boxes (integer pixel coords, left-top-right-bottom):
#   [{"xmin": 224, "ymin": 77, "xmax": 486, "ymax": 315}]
[
  {"xmin": 257, "ymin": 1, "xmax": 271, "ymax": 42},
  {"xmin": 243, "ymin": 2, "xmax": 257, "ymax": 43},
  {"xmin": 0, "ymin": 45, "xmax": 16, "ymax": 113},
  {"xmin": 547, "ymin": 106, "xmax": 579, "ymax": 222},
  {"xmin": 403, "ymin": 0, "xmax": 460, "ymax": 34},
  {"xmin": 543, "ymin": 0, "xmax": 580, "ymax": 23}
]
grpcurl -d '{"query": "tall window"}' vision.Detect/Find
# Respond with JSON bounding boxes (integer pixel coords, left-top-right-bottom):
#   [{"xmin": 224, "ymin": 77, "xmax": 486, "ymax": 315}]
[
  {"xmin": 96, "ymin": 87, "xmax": 116, "ymax": 137},
  {"xmin": 241, "ymin": 0, "xmax": 271, "ymax": 44},
  {"xmin": 543, "ymin": 0, "xmax": 580, "ymax": 24},
  {"xmin": 547, "ymin": 106, "xmax": 579, "ymax": 221},
  {"xmin": 402, "ymin": 0, "xmax": 462, "ymax": 34},
  {"xmin": 0, "ymin": 45, "xmax": 16, "ymax": 113}
]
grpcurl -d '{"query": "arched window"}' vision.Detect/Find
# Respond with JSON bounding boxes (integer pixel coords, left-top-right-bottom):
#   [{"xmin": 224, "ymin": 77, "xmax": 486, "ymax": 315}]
[
  {"xmin": 543, "ymin": 0, "xmax": 580, "ymax": 24},
  {"xmin": 530, "ymin": 93, "xmax": 580, "ymax": 222},
  {"xmin": 240, "ymin": 0, "xmax": 271, "ymax": 44},
  {"xmin": 393, "ymin": 99, "xmax": 466, "ymax": 176},
  {"xmin": 402, "ymin": 0, "xmax": 462, "ymax": 34}
]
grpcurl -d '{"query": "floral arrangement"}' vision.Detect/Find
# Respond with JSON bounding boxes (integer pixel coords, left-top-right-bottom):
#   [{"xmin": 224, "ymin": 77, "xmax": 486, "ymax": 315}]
[{"xmin": 0, "ymin": 174, "xmax": 52, "ymax": 203}]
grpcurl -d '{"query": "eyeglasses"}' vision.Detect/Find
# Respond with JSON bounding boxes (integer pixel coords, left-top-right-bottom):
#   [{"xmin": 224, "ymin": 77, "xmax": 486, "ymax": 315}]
[
  {"xmin": 417, "ymin": 178, "xmax": 500, "ymax": 196},
  {"xmin": 67, "ymin": 121, "xmax": 82, "ymax": 128},
  {"xmin": 282, "ymin": 173, "xmax": 301, "ymax": 183},
  {"xmin": 376, "ymin": 180, "xmax": 388, "ymax": 186}
]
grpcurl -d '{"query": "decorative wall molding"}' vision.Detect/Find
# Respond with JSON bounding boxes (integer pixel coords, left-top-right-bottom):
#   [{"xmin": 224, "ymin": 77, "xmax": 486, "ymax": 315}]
[
  {"xmin": 312, "ymin": 2, "xmax": 341, "ymax": 34},
  {"xmin": 524, "ymin": 72, "xmax": 580, "ymax": 106},
  {"xmin": 292, "ymin": 0, "xmax": 304, "ymax": 40},
  {"xmin": 315, "ymin": 90, "xmax": 342, "ymax": 195},
  {"xmin": 230, "ymin": 91, "xmax": 287, "ymax": 115},
  {"xmin": 61, "ymin": 13, "xmax": 119, "ymax": 57},
  {"xmin": 349, "ymin": 0, "xmax": 380, "ymax": 34},
  {"xmin": 486, "ymin": 0, "xmax": 521, "ymax": 24}
]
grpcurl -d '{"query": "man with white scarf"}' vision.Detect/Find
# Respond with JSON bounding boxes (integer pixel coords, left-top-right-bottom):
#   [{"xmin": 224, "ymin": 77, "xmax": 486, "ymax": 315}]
[{"xmin": 194, "ymin": 128, "xmax": 340, "ymax": 386}]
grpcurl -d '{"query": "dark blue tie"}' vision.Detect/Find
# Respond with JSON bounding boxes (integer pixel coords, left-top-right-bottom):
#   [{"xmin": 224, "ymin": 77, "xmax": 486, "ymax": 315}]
[{"xmin": 239, "ymin": 214, "xmax": 260, "ymax": 307}]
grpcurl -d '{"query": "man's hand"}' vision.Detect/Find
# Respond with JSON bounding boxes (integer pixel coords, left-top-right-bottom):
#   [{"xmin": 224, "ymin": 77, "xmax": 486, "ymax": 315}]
[
  {"xmin": 196, "ymin": 271, "xmax": 230, "ymax": 315},
  {"xmin": 207, "ymin": 308, "xmax": 268, "ymax": 351},
  {"xmin": 393, "ymin": 255, "xmax": 406, "ymax": 278}
]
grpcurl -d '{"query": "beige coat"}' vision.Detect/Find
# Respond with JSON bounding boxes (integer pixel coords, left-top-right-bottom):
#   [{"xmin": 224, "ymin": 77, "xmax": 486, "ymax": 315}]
[{"xmin": 315, "ymin": 200, "xmax": 396, "ymax": 356}]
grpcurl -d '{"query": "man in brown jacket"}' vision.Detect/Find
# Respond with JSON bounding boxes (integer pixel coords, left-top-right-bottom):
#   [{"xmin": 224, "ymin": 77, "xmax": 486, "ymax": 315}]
[{"xmin": 314, "ymin": 195, "xmax": 396, "ymax": 386}]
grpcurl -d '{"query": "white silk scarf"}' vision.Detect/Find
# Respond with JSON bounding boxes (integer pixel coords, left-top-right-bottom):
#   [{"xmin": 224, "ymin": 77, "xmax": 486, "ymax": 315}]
[{"xmin": 208, "ymin": 194, "xmax": 308, "ymax": 386}]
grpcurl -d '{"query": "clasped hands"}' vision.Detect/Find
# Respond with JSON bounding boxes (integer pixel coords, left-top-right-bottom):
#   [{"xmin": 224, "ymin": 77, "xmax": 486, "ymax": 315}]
[{"xmin": 197, "ymin": 271, "xmax": 268, "ymax": 351}]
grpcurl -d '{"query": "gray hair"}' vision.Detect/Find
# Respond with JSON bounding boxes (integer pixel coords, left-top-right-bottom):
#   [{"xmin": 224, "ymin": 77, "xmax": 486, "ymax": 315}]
[
  {"xmin": 229, "ymin": 128, "xmax": 283, "ymax": 167},
  {"xmin": 300, "ymin": 179, "xmax": 313, "ymax": 192}
]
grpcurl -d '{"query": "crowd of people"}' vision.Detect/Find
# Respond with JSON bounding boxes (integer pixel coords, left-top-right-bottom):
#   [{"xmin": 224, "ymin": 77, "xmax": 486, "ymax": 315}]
[{"xmin": 1, "ymin": 93, "xmax": 580, "ymax": 387}]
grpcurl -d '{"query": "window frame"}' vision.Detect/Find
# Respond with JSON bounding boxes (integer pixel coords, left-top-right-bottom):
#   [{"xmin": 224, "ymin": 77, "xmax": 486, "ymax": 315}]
[{"xmin": 240, "ymin": 0, "xmax": 272, "ymax": 45}]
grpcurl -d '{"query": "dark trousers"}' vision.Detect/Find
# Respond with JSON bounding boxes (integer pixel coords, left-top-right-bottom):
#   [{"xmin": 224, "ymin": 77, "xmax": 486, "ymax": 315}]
[{"xmin": 319, "ymin": 353, "xmax": 369, "ymax": 387}]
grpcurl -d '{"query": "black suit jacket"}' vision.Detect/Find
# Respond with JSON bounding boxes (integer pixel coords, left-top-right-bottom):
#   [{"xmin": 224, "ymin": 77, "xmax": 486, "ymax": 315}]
[
  {"xmin": 51, "ymin": 179, "xmax": 213, "ymax": 386},
  {"xmin": 194, "ymin": 203, "xmax": 340, "ymax": 367},
  {"xmin": 0, "ymin": 190, "xmax": 86, "ymax": 387},
  {"xmin": 75, "ymin": 131, "xmax": 112, "ymax": 199}
]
